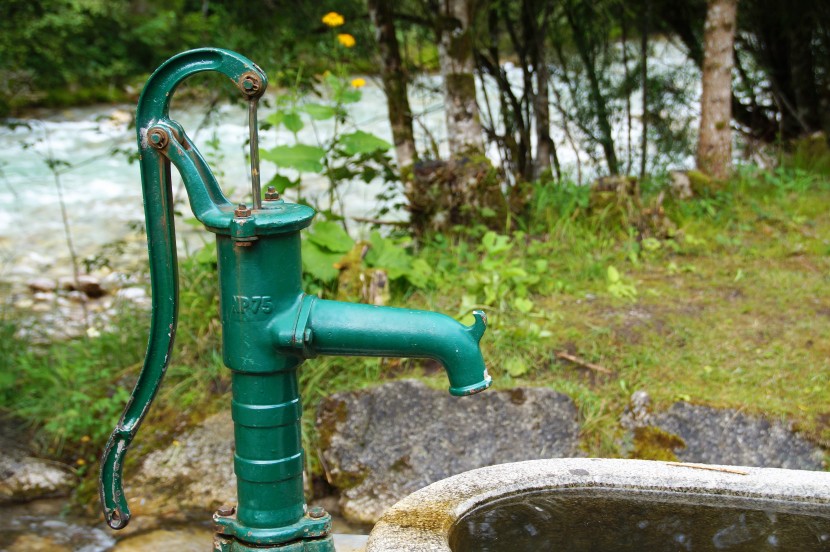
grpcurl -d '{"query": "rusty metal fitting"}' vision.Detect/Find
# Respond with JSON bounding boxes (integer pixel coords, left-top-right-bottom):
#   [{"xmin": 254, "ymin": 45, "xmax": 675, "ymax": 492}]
[
  {"xmin": 234, "ymin": 203, "xmax": 252, "ymax": 218},
  {"xmin": 147, "ymin": 128, "xmax": 169, "ymax": 150},
  {"xmin": 264, "ymin": 186, "xmax": 280, "ymax": 201},
  {"xmin": 216, "ymin": 504, "xmax": 236, "ymax": 517},
  {"xmin": 239, "ymin": 72, "xmax": 262, "ymax": 97},
  {"xmin": 307, "ymin": 506, "xmax": 326, "ymax": 519}
]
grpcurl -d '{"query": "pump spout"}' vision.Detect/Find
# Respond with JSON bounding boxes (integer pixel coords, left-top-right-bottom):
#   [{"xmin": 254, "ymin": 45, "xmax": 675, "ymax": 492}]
[{"xmin": 283, "ymin": 297, "xmax": 490, "ymax": 396}]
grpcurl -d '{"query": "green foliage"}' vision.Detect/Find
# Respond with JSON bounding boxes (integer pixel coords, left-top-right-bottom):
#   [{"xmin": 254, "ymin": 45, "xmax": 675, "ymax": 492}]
[
  {"xmin": 606, "ymin": 265, "xmax": 637, "ymax": 300},
  {"xmin": 0, "ymin": 304, "xmax": 147, "ymax": 460},
  {"xmin": 452, "ymin": 231, "xmax": 554, "ymax": 326},
  {"xmin": 302, "ymin": 221, "xmax": 354, "ymax": 283},
  {"xmin": 0, "ymin": 0, "xmax": 375, "ymax": 112},
  {"xmin": 260, "ymin": 73, "xmax": 396, "ymax": 214},
  {"xmin": 261, "ymin": 144, "xmax": 327, "ymax": 173},
  {"xmin": 338, "ymin": 131, "xmax": 392, "ymax": 156},
  {"xmin": 301, "ymin": 221, "xmax": 433, "ymax": 296},
  {"xmin": 364, "ymin": 232, "xmax": 433, "ymax": 289},
  {"xmin": 3, "ymin": 165, "xmax": 830, "ymax": 484}
]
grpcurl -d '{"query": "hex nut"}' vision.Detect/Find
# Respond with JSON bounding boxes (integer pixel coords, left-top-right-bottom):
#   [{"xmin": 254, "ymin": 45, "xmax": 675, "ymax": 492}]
[
  {"xmin": 308, "ymin": 506, "xmax": 326, "ymax": 519},
  {"xmin": 234, "ymin": 203, "xmax": 252, "ymax": 218},
  {"xmin": 265, "ymin": 186, "xmax": 280, "ymax": 201}
]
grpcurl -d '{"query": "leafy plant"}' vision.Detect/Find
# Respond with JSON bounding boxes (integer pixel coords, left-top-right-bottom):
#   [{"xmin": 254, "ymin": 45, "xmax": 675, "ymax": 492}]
[
  {"xmin": 260, "ymin": 73, "xmax": 396, "ymax": 219},
  {"xmin": 606, "ymin": 265, "xmax": 637, "ymax": 300}
]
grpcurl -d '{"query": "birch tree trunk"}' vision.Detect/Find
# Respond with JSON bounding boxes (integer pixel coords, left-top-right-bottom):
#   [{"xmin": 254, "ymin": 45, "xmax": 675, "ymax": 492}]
[
  {"xmin": 438, "ymin": 0, "xmax": 485, "ymax": 156},
  {"xmin": 367, "ymin": 0, "xmax": 417, "ymax": 171},
  {"xmin": 697, "ymin": 0, "xmax": 738, "ymax": 180}
]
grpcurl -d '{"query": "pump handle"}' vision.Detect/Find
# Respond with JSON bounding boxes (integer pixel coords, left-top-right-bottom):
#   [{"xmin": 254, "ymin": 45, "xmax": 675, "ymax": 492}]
[{"xmin": 99, "ymin": 48, "xmax": 267, "ymax": 530}]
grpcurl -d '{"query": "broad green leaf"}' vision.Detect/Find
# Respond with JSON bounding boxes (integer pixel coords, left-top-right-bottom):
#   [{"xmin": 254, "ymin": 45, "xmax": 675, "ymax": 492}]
[
  {"xmin": 307, "ymin": 221, "xmax": 354, "ymax": 253},
  {"xmin": 607, "ymin": 266, "xmax": 621, "ymax": 283},
  {"xmin": 283, "ymin": 112, "xmax": 304, "ymax": 133},
  {"xmin": 302, "ymin": 103, "xmax": 337, "ymax": 120},
  {"xmin": 261, "ymin": 144, "xmax": 325, "ymax": 173},
  {"xmin": 365, "ymin": 231, "xmax": 411, "ymax": 279},
  {"xmin": 266, "ymin": 111, "xmax": 284, "ymax": 127},
  {"xmin": 338, "ymin": 131, "xmax": 392, "ymax": 155},
  {"xmin": 513, "ymin": 297, "xmax": 534, "ymax": 313},
  {"xmin": 482, "ymin": 231, "xmax": 511, "ymax": 254},
  {"xmin": 503, "ymin": 266, "xmax": 528, "ymax": 280},
  {"xmin": 301, "ymin": 240, "xmax": 342, "ymax": 282},
  {"xmin": 194, "ymin": 243, "xmax": 217, "ymax": 265},
  {"xmin": 407, "ymin": 258, "xmax": 433, "ymax": 289},
  {"xmin": 336, "ymin": 88, "xmax": 362, "ymax": 104},
  {"xmin": 266, "ymin": 110, "xmax": 303, "ymax": 133},
  {"xmin": 266, "ymin": 173, "xmax": 296, "ymax": 193},
  {"xmin": 506, "ymin": 357, "xmax": 529, "ymax": 377}
]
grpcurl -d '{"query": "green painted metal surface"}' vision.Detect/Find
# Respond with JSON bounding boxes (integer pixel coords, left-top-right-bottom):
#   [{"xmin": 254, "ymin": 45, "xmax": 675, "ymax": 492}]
[{"xmin": 99, "ymin": 48, "xmax": 491, "ymax": 550}]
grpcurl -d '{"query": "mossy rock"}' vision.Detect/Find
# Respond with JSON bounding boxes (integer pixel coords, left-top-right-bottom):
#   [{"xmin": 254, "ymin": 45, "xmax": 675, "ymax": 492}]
[{"xmin": 631, "ymin": 425, "xmax": 686, "ymax": 461}]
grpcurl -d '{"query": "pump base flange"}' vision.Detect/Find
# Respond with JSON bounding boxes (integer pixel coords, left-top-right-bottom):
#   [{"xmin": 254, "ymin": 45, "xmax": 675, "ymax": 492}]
[
  {"xmin": 213, "ymin": 534, "xmax": 335, "ymax": 552},
  {"xmin": 214, "ymin": 511, "xmax": 331, "ymax": 547}
]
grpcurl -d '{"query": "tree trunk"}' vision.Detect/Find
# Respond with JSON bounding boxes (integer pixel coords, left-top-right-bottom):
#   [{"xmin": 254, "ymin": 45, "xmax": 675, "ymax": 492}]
[
  {"xmin": 697, "ymin": 0, "xmax": 738, "ymax": 180},
  {"xmin": 438, "ymin": 0, "xmax": 485, "ymax": 157},
  {"xmin": 525, "ymin": 0, "xmax": 556, "ymax": 179},
  {"xmin": 367, "ymin": 0, "xmax": 417, "ymax": 170},
  {"xmin": 640, "ymin": 0, "xmax": 649, "ymax": 180},
  {"xmin": 565, "ymin": 2, "xmax": 619, "ymax": 175},
  {"xmin": 534, "ymin": 59, "xmax": 557, "ymax": 179}
]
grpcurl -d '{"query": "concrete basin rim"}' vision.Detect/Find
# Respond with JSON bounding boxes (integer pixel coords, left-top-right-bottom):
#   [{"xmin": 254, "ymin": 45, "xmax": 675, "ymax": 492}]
[{"xmin": 366, "ymin": 458, "xmax": 830, "ymax": 552}]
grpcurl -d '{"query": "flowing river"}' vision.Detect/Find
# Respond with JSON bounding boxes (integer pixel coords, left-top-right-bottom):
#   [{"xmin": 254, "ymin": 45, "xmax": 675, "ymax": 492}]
[{"xmin": 0, "ymin": 43, "xmax": 698, "ymax": 289}]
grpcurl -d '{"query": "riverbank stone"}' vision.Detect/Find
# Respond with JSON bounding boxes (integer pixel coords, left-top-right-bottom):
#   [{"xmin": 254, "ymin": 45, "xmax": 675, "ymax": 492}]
[
  {"xmin": 124, "ymin": 411, "xmax": 236, "ymax": 529},
  {"xmin": 316, "ymin": 379, "xmax": 581, "ymax": 524},
  {"xmin": 27, "ymin": 277, "xmax": 56, "ymax": 293},
  {"xmin": 0, "ymin": 426, "xmax": 76, "ymax": 504},
  {"xmin": 623, "ymin": 392, "xmax": 825, "ymax": 470}
]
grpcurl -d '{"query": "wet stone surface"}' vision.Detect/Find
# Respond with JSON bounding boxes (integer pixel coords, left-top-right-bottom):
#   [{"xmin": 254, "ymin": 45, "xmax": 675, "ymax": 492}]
[
  {"xmin": 0, "ymin": 498, "xmax": 115, "ymax": 552},
  {"xmin": 652, "ymin": 402, "xmax": 826, "ymax": 470},
  {"xmin": 317, "ymin": 379, "xmax": 582, "ymax": 525},
  {"xmin": 622, "ymin": 392, "xmax": 826, "ymax": 470},
  {"xmin": 0, "ymin": 422, "xmax": 76, "ymax": 505},
  {"xmin": 122, "ymin": 411, "xmax": 237, "ymax": 531}
]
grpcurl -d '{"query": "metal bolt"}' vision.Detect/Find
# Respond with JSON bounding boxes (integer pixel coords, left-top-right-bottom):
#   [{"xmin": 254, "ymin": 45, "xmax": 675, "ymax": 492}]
[
  {"xmin": 234, "ymin": 203, "xmax": 251, "ymax": 218},
  {"xmin": 239, "ymin": 72, "xmax": 261, "ymax": 97},
  {"xmin": 264, "ymin": 186, "xmax": 280, "ymax": 201},
  {"xmin": 308, "ymin": 506, "xmax": 326, "ymax": 519},
  {"xmin": 216, "ymin": 504, "xmax": 236, "ymax": 517},
  {"xmin": 147, "ymin": 128, "xmax": 168, "ymax": 149}
]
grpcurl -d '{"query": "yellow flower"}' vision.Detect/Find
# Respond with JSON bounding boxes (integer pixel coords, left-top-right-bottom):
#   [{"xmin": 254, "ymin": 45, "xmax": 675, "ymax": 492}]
[
  {"xmin": 337, "ymin": 33, "xmax": 356, "ymax": 48},
  {"xmin": 80, "ymin": 435, "xmax": 91, "ymax": 443},
  {"xmin": 321, "ymin": 12, "xmax": 344, "ymax": 27},
  {"xmin": 76, "ymin": 458, "xmax": 86, "ymax": 466},
  {"xmin": 351, "ymin": 78, "xmax": 366, "ymax": 88}
]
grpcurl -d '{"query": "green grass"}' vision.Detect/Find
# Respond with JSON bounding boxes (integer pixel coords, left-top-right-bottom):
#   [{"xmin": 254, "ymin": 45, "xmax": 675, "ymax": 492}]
[
  {"xmin": 2, "ymin": 164, "xmax": 828, "ymax": 502},
  {"xmin": 402, "ymin": 166, "xmax": 830, "ymax": 459}
]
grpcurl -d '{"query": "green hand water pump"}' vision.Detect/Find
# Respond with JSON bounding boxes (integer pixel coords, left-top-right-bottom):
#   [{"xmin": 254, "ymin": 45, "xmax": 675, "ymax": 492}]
[{"xmin": 98, "ymin": 48, "xmax": 491, "ymax": 551}]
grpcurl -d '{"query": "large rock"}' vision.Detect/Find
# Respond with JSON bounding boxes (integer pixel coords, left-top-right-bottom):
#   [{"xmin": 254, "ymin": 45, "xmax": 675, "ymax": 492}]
[
  {"xmin": 0, "ymin": 434, "xmax": 75, "ymax": 504},
  {"xmin": 124, "ymin": 411, "xmax": 236, "ymax": 529},
  {"xmin": 623, "ymin": 394, "xmax": 825, "ymax": 470},
  {"xmin": 652, "ymin": 402, "xmax": 825, "ymax": 470},
  {"xmin": 317, "ymin": 379, "xmax": 581, "ymax": 524}
]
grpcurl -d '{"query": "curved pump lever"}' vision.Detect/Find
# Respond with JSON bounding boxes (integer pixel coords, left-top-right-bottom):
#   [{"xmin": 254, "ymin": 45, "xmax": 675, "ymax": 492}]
[{"xmin": 99, "ymin": 48, "xmax": 267, "ymax": 530}]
